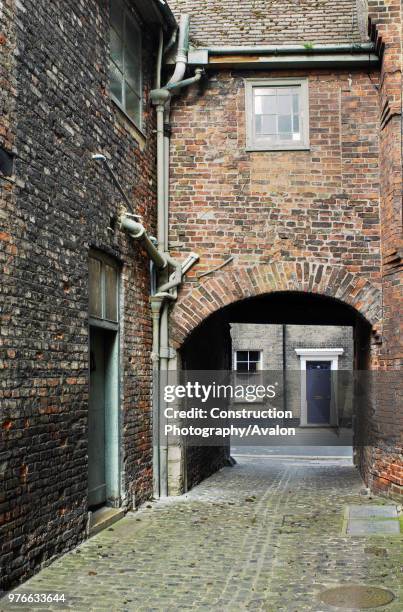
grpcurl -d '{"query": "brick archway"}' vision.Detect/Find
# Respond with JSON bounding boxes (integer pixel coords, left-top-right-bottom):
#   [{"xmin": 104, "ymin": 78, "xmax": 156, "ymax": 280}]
[{"xmin": 170, "ymin": 262, "xmax": 382, "ymax": 348}]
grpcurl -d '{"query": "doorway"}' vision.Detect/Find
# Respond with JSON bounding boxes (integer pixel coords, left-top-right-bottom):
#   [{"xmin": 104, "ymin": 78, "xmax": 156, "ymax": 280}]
[
  {"xmin": 88, "ymin": 328, "xmax": 119, "ymax": 506},
  {"xmin": 306, "ymin": 361, "xmax": 331, "ymax": 425},
  {"xmin": 88, "ymin": 251, "xmax": 120, "ymax": 510}
]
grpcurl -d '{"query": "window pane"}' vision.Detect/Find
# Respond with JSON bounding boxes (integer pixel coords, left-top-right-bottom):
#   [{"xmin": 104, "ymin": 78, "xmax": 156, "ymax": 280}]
[
  {"xmin": 248, "ymin": 351, "xmax": 261, "ymax": 362},
  {"xmin": 277, "ymin": 94, "xmax": 292, "ymax": 113},
  {"xmin": 109, "ymin": 62, "xmax": 123, "ymax": 104},
  {"xmin": 254, "ymin": 91, "xmax": 276, "ymax": 114},
  {"xmin": 125, "ymin": 49, "xmax": 141, "ymax": 93},
  {"xmin": 236, "ymin": 363, "xmax": 249, "ymax": 373},
  {"xmin": 248, "ymin": 362, "xmax": 258, "ymax": 373},
  {"xmin": 110, "ymin": 27, "xmax": 123, "ymax": 70},
  {"xmin": 125, "ymin": 83, "xmax": 141, "ymax": 124},
  {"xmin": 125, "ymin": 15, "xmax": 141, "ymax": 56},
  {"xmin": 257, "ymin": 115, "xmax": 276, "ymax": 135},
  {"xmin": 89, "ymin": 258, "xmax": 102, "ymax": 318},
  {"xmin": 293, "ymin": 93, "xmax": 299, "ymax": 114},
  {"xmin": 110, "ymin": 0, "xmax": 123, "ymax": 37},
  {"xmin": 110, "ymin": 61, "xmax": 123, "ymax": 103},
  {"xmin": 254, "ymin": 88, "xmax": 275, "ymax": 96},
  {"xmin": 237, "ymin": 351, "xmax": 249, "ymax": 361},
  {"xmin": 278, "ymin": 115, "xmax": 292, "ymax": 133},
  {"xmin": 261, "ymin": 95, "xmax": 276, "ymax": 114},
  {"xmin": 105, "ymin": 264, "xmax": 118, "ymax": 321},
  {"xmin": 279, "ymin": 133, "xmax": 293, "ymax": 141}
]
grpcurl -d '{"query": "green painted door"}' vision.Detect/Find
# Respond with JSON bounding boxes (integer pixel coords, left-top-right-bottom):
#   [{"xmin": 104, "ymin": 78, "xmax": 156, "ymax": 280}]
[{"xmin": 88, "ymin": 327, "xmax": 107, "ymax": 507}]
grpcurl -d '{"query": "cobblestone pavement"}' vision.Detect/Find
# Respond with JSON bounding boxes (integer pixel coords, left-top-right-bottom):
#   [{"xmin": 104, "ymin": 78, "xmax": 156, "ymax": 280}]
[{"xmin": 3, "ymin": 457, "xmax": 403, "ymax": 611}]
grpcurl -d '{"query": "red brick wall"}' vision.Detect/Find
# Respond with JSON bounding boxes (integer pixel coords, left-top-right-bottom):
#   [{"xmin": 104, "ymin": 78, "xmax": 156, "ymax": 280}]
[
  {"xmin": 169, "ymin": 68, "xmax": 382, "ymax": 312},
  {"xmin": 168, "ymin": 57, "xmax": 401, "ymax": 500},
  {"xmin": 363, "ymin": 0, "xmax": 403, "ymax": 500}
]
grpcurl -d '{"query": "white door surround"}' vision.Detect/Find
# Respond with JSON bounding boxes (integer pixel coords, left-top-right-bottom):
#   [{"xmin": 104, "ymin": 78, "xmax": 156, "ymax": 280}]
[{"xmin": 295, "ymin": 348, "xmax": 344, "ymax": 426}]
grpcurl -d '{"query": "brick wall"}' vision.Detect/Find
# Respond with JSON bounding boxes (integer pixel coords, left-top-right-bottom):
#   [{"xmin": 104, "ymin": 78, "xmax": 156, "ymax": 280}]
[
  {"xmin": 230, "ymin": 324, "xmax": 284, "ymax": 370},
  {"xmin": 169, "ymin": 69, "xmax": 381, "ymax": 283},
  {"xmin": 168, "ymin": 66, "xmax": 386, "ymax": 490},
  {"xmin": 1, "ymin": 0, "xmax": 158, "ymax": 589},
  {"xmin": 359, "ymin": 0, "xmax": 403, "ymax": 500}
]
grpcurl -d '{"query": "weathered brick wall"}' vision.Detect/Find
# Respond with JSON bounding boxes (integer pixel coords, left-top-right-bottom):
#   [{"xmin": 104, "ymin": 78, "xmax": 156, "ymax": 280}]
[
  {"xmin": 0, "ymin": 0, "xmax": 16, "ymax": 153},
  {"xmin": 169, "ymin": 68, "xmax": 381, "ymax": 296},
  {"xmin": 359, "ymin": 0, "xmax": 403, "ymax": 500},
  {"xmin": 1, "ymin": 0, "xmax": 158, "ymax": 589},
  {"xmin": 230, "ymin": 323, "xmax": 283, "ymax": 371}
]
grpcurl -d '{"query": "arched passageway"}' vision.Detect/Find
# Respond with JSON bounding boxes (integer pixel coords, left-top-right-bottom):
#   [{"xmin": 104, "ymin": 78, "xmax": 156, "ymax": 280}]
[{"xmin": 178, "ymin": 290, "xmax": 373, "ymax": 490}]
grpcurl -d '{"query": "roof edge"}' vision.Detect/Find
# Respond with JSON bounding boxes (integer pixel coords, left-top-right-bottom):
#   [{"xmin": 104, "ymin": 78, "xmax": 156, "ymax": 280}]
[{"xmin": 134, "ymin": 0, "xmax": 178, "ymax": 29}]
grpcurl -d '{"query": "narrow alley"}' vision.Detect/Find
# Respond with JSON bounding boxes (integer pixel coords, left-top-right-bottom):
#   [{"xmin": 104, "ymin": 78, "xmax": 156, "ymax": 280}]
[{"xmin": 3, "ymin": 455, "xmax": 402, "ymax": 611}]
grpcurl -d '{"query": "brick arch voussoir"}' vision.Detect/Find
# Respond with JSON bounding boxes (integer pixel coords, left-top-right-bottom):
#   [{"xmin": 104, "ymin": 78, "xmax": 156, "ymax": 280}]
[{"xmin": 170, "ymin": 262, "xmax": 382, "ymax": 349}]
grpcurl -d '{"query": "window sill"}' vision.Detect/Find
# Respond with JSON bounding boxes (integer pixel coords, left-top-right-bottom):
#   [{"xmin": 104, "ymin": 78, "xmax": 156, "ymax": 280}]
[
  {"xmin": 111, "ymin": 99, "xmax": 146, "ymax": 150},
  {"xmin": 246, "ymin": 144, "xmax": 310, "ymax": 152}
]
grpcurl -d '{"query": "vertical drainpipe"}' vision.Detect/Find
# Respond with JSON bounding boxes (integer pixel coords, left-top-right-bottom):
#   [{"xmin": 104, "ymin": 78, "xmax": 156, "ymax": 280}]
[
  {"xmin": 150, "ymin": 296, "xmax": 163, "ymax": 497},
  {"xmin": 151, "ymin": 14, "xmax": 192, "ymax": 497},
  {"xmin": 283, "ymin": 324, "xmax": 287, "ymax": 425}
]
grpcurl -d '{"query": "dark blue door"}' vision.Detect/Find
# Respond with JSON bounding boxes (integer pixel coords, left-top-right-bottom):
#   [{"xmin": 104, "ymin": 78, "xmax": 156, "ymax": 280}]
[{"xmin": 306, "ymin": 361, "xmax": 331, "ymax": 424}]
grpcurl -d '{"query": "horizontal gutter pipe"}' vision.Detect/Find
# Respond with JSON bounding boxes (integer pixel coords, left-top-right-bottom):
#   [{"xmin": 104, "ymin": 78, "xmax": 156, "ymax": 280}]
[
  {"xmin": 205, "ymin": 43, "xmax": 376, "ymax": 56},
  {"xmin": 120, "ymin": 215, "xmax": 167, "ymax": 270}
]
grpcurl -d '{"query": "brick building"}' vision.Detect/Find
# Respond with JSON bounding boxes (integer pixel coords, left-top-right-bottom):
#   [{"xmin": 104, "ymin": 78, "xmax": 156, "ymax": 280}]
[
  {"xmin": 165, "ymin": 0, "xmax": 402, "ymax": 496},
  {"xmin": 0, "ymin": 0, "xmax": 180, "ymax": 590},
  {"xmin": 0, "ymin": 0, "xmax": 402, "ymax": 593}
]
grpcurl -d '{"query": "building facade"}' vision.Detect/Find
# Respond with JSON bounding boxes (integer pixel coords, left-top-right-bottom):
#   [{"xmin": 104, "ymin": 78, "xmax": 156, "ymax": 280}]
[
  {"xmin": 1, "ymin": 0, "xmax": 178, "ymax": 591},
  {"xmin": 230, "ymin": 323, "xmax": 354, "ymax": 427},
  {"xmin": 167, "ymin": 0, "xmax": 402, "ymax": 497}
]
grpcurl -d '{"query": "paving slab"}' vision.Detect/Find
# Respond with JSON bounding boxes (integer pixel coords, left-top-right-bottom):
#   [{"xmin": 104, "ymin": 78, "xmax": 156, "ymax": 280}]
[
  {"xmin": 347, "ymin": 519, "xmax": 400, "ymax": 535},
  {"xmin": 349, "ymin": 505, "xmax": 398, "ymax": 519}
]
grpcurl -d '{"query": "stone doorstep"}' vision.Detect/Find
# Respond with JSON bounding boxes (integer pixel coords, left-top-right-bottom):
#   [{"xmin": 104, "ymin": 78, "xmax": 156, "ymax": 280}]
[{"xmin": 88, "ymin": 506, "xmax": 125, "ymax": 537}]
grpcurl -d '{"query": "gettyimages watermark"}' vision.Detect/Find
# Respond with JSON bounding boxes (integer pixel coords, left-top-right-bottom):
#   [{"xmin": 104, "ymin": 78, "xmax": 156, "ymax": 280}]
[
  {"xmin": 155, "ymin": 370, "xmax": 401, "ymax": 447},
  {"xmin": 163, "ymin": 381, "xmax": 296, "ymax": 438}
]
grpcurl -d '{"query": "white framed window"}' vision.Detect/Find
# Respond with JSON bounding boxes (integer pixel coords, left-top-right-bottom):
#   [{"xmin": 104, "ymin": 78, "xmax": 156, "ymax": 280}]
[
  {"xmin": 234, "ymin": 350, "xmax": 262, "ymax": 373},
  {"xmin": 245, "ymin": 78, "xmax": 309, "ymax": 151},
  {"xmin": 109, "ymin": 0, "xmax": 142, "ymax": 128}
]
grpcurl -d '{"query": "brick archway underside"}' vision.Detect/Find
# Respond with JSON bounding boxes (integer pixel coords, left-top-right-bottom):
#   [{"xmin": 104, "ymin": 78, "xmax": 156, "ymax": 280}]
[{"xmin": 170, "ymin": 262, "xmax": 382, "ymax": 349}]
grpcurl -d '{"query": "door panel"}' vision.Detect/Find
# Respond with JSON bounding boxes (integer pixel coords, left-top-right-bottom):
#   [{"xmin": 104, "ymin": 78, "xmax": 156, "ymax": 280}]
[
  {"xmin": 88, "ymin": 328, "xmax": 107, "ymax": 507},
  {"xmin": 306, "ymin": 361, "xmax": 331, "ymax": 424}
]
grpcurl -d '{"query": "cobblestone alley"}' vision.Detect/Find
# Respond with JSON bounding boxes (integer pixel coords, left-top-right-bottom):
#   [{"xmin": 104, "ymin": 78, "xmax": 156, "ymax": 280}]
[{"xmin": 3, "ymin": 456, "xmax": 402, "ymax": 611}]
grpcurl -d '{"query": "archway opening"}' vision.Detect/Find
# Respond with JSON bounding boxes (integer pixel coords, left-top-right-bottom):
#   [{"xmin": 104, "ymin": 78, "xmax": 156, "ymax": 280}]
[{"xmin": 179, "ymin": 291, "xmax": 372, "ymax": 489}]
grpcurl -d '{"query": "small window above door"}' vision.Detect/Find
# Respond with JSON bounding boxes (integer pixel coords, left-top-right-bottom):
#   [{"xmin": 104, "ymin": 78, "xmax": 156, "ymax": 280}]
[{"xmin": 89, "ymin": 252, "xmax": 119, "ymax": 327}]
